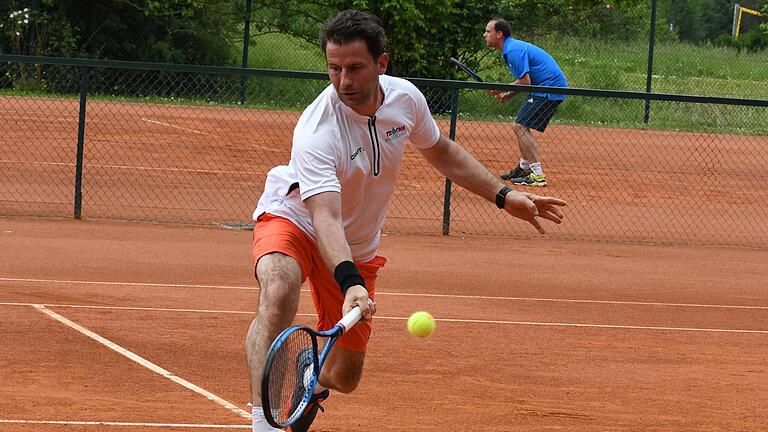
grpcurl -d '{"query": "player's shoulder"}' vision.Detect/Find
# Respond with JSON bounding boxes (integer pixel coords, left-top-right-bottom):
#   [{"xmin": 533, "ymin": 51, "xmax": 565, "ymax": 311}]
[
  {"xmin": 293, "ymin": 86, "xmax": 340, "ymax": 145},
  {"xmin": 380, "ymin": 75, "xmax": 427, "ymax": 110},
  {"xmin": 505, "ymin": 37, "xmax": 532, "ymax": 52},
  {"xmin": 380, "ymin": 75, "xmax": 423, "ymax": 98},
  {"xmin": 296, "ymin": 85, "xmax": 337, "ymax": 129}
]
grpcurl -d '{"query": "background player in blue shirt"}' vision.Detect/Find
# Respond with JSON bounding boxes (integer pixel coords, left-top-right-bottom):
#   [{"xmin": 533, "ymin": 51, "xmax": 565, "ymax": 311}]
[{"xmin": 484, "ymin": 18, "xmax": 567, "ymax": 187}]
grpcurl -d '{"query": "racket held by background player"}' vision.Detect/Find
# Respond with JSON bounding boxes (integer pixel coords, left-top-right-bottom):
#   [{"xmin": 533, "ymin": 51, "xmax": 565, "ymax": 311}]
[{"xmin": 450, "ymin": 57, "xmax": 484, "ymax": 82}]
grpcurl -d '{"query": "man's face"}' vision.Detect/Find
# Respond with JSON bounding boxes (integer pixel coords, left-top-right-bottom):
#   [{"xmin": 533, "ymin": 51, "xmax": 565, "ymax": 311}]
[
  {"xmin": 484, "ymin": 21, "xmax": 501, "ymax": 48},
  {"xmin": 326, "ymin": 39, "xmax": 388, "ymax": 116}
]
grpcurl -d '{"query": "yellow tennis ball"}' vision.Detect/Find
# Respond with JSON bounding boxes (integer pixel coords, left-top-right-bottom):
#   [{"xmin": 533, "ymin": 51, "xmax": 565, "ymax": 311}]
[{"xmin": 407, "ymin": 311, "xmax": 436, "ymax": 338}]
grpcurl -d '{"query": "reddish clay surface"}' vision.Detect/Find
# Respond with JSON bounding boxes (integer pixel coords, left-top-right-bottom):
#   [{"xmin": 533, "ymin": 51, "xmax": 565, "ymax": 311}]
[{"xmin": 1, "ymin": 217, "xmax": 767, "ymax": 431}]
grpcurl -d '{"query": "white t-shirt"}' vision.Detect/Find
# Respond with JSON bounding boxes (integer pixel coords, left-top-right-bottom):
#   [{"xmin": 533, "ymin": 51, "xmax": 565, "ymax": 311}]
[{"xmin": 253, "ymin": 75, "xmax": 441, "ymax": 262}]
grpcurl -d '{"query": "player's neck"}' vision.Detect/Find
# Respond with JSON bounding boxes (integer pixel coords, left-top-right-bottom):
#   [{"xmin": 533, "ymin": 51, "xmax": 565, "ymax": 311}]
[{"xmin": 354, "ymin": 85, "xmax": 384, "ymax": 118}]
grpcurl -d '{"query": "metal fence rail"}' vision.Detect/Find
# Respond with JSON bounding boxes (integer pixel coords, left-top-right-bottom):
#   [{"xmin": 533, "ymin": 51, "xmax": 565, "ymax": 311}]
[{"xmin": 2, "ymin": 56, "xmax": 767, "ymax": 248}]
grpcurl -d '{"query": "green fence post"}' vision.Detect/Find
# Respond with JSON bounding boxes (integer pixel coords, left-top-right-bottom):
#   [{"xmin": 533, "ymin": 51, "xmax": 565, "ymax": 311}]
[
  {"xmin": 644, "ymin": 0, "xmax": 658, "ymax": 124},
  {"xmin": 240, "ymin": 0, "xmax": 253, "ymax": 104},
  {"xmin": 74, "ymin": 68, "xmax": 88, "ymax": 219},
  {"xmin": 27, "ymin": 0, "xmax": 39, "ymax": 57},
  {"xmin": 442, "ymin": 87, "xmax": 460, "ymax": 235}
]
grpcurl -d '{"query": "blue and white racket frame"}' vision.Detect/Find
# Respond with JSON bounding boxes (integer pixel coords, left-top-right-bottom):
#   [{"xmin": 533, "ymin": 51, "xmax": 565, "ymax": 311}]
[{"xmin": 261, "ymin": 307, "xmax": 363, "ymax": 428}]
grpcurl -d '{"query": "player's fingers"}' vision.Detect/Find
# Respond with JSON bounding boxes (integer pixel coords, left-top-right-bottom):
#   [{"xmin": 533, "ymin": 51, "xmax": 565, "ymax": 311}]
[
  {"xmin": 524, "ymin": 196, "xmax": 539, "ymax": 216},
  {"xmin": 529, "ymin": 218, "xmax": 546, "ymax": 234},
  {"xmin": 355, "ymin": 294, "xmax": 373, "ymax": 320},
  {"xmin": 534, "ymin": 196, "xmax": 567, "ymax": 207},
  {"xmin": 553, "ymin": 205, "xmax": 565, "ymax": 219},
  {"xmin": 342, "ymin": 300, "xmax": 354, "ymax": 317},
  {"xmin": 538, "ymin": 209, "xmax": 563, "ymax": 224},
  {"xmin": 506, "ymin": 202, "xmax": 538, "ymax": 221},
  {"xmin": 540, "ymin": 204, "xmax": 565, "ymax": 220}
]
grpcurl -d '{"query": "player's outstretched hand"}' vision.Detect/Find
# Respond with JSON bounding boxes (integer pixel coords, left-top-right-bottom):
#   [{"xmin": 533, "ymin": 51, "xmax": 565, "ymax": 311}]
[{"xmin": 503, "ymin": 191, "xmax": 566, "ymax": 234}]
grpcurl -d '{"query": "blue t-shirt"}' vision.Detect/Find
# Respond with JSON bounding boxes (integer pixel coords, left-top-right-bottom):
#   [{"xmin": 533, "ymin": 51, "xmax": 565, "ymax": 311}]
[{"xmin": 502, "ymin": 37, "xmax": 567, "ymax": 101}]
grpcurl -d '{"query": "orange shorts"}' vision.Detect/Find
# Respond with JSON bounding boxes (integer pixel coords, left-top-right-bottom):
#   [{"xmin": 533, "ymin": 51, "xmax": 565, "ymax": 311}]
[{"xmin": 251, "ymin": 213, "xmax": 386, "ymax": 352}]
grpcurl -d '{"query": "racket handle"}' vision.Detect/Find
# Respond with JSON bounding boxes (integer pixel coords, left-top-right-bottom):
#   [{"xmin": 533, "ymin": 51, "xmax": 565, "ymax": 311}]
[{"xmin": 337, "ymin": 305, "xmax": 364, "ymax": 335}]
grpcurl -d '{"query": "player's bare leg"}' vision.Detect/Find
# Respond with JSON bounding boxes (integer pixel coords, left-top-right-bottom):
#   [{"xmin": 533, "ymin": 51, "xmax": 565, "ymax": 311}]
[
  {"xmin": 512, "ymin": 122, "xmax": 540, "ymax": 163},
  {"xmin": 246, "ymin": 252, "xmax": 302, "ymax": 404},
  {"xmin": 512, "ymin": 123, "xmax": 547, "ymax": 186},
  {"xmin": 502, "ymin": 123, "xmax": 536, "ymax": 180},
  {"xmin": 317, "ymin": 347, "xmax": 366, "ymax": 393}
]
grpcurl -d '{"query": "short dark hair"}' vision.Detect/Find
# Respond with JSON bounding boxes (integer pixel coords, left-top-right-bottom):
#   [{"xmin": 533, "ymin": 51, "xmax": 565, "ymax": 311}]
[
  {"xmin": 320, "ymin": 10, "xmax": 386, "ymax": 60},
  {"xmin": 492, "ymin": 18, "xmax": 512, "ymax": 38}
]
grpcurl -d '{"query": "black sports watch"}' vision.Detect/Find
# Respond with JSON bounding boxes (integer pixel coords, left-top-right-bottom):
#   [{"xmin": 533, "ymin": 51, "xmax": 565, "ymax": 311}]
[{"xmin": 495, "ymin": 186, "xmax": 513, "ymax": 209}]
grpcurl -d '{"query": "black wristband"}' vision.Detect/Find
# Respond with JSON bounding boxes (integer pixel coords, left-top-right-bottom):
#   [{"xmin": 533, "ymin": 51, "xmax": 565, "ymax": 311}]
[
  {"xmin": 333, "ymin": 260, "xmax": 366, "ymax": 295},
  {"xmin": 496, "ymin": 186, "xmax": 513, "ymax": 209}
]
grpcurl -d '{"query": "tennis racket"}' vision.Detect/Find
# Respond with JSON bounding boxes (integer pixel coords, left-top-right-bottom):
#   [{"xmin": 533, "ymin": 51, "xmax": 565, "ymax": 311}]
[
  {"xmin": 261, "ymin": 305, "xmax": 364, "ymax": 429},
  {"xmin": 450, "ymin": 57, "xmax": 484, "ymax": 82}
]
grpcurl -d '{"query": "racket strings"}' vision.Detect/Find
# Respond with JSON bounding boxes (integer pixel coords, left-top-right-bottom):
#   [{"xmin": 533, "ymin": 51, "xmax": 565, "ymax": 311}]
[{"xmin": 267, "ymin": 329, "xmax": 315, "ymax": 425}]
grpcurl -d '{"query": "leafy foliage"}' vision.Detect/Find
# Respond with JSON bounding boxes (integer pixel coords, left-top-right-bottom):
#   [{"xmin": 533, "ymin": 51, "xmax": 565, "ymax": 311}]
[
  {"xmin": 1, "ymin": 0, "xmax": 241, "ymax": 64},
  {"xmin": 246, "ymin": 0, "xmax": 663, "ymax": 79},
  {"xmin": 503, "ymin": 0, "xmax": 649, "ymax": 40},
  {"xmin": 665, "ymin": 0, "xmax": 732, "ymax": 43},
  {"xmin": 248, "ymin": 0, "xmax": 500, "ymax": 79},
  {"xmin": 2, "ymin": 0, "xmax": 765, "ymax": 73}
]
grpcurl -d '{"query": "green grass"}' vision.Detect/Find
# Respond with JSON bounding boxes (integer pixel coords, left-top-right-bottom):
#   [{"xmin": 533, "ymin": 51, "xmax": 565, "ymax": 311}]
[
  {"xmin": 236, "ymin": 33, "xmax": 329, "ymax": 108},
  {"xmin": 244, "ymin": 33, "xmax": 327, "ymax": 72},
  {"xmin": 234, "ymin": 33, "xmax": 767, "ymax": 134},
  {"xmin": 528, "ymin": 36, "xmax": 768, "ymax": 99}
]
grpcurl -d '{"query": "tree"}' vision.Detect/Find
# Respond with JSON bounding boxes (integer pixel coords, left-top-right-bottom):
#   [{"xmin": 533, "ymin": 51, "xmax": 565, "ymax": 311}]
[
  {"xmin": 249, "ymin": 0, "xmax": 500, "ymax": 79},
  {"xmin": 763, "ymin": 3, "xmax": 768, "ymax": 36},
  {"xmin": 1, "ymin": 0, "xmax": 242, "ymax": 64}
]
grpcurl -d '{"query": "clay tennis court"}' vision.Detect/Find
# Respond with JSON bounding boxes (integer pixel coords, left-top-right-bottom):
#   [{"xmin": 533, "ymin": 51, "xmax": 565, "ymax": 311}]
[
  {"xmin": 2, "ymin": 97, "xmax": 768, "ymax": 430},
  {"xmin": 2, "ymin": 218, "xmax": 768, "ymax": 431}
]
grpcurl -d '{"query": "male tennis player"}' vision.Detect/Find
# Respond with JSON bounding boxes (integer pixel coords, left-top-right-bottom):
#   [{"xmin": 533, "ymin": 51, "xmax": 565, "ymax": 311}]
[
  {"xmin": 247, "ymin": 10, "xmax": 566, "ymax": 432},
  {"xmin": 484, "ymin": 18, "xmax": 568, "ymax": 187}
]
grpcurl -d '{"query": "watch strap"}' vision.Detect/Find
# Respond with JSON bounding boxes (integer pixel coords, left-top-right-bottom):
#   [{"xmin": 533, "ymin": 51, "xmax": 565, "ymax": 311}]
[{"xmin": 496, "ymin": 186, "xmax": 513, "ymax": 209}]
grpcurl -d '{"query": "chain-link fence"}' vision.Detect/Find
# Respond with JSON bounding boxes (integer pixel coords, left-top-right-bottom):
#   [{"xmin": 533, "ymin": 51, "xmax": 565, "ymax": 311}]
[{"xmin": 1, "ymin": 56, "xmax": 767, "ymax": 248}]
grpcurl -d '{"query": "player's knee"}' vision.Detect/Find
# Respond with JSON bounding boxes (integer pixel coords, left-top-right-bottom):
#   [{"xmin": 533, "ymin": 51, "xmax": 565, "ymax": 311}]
[
  {"xmin": 257, "ymin": 283, "xmax": 300, "ymax": 325},
  {"xmin": 512, "ymin": 122, "xmax": 528, "ymax": 134},
  {"xmin": 258, "ymin": 285, "xmax": 297, "ymax": 316},
  {"xmin": 255, "ymin": 254, "xmax": 301, "ymax": 321},
  {"xmin": 330, "ymin": 370, "xmax": 362, "ymax": 394},
  {"xmin": 321, "ymin": 351, "xmax": 365, "ymax": 393},
  {"xmin": 259, "ymin": 276, "xmax": 296, "ymax": 300}
]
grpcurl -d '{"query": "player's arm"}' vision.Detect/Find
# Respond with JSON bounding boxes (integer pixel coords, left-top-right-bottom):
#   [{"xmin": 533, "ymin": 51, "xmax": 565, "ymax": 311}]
[
  {"xmin": 495, "ymin": 73, "xmax": 530, "ymax": 102},
  {"xmin": 305, "ymin": 191, "xmax": 374, "ymax": 319},
  {"xmin": 418, "ymin": 134, "xmax": 566, "ymax": 233}
]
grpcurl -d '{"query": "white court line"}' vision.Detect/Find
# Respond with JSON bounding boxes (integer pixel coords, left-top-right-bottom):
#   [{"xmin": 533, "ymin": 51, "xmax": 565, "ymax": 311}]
[
  {"xmin": 140, "ymin": 118, "xmax": 285, "ymax": 153},
  {"xmin": 3, "ymin": 276, "xmax": 767, "ymax": 310},
  {"xmin": 0, "ymin": 160, "xmax": 256, "ymax": 176},
  {"xmin": 1, "ymin": 277, "xmax": 254, "ymax": 290},
  {"xmin": 141, "ymin": 118, "xmax": 215, "ymax": 136},
  {"xmin": 435, "ymin": 317, "xmax": 768, "ymax": 334},
  {"xmin": 3, "ymin": 302, "xmax": 765, "ymax": 335},
  {"xmin": 31, "ymin": 304, "xmax": 251, "ymax": 420},
  {"xmin": 0, "ymin": 419, "xmax": 249, "ymax": 429},
  {"xmin": 0, "ymin": 159, "xmax": 71, "ymax": 167}
]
